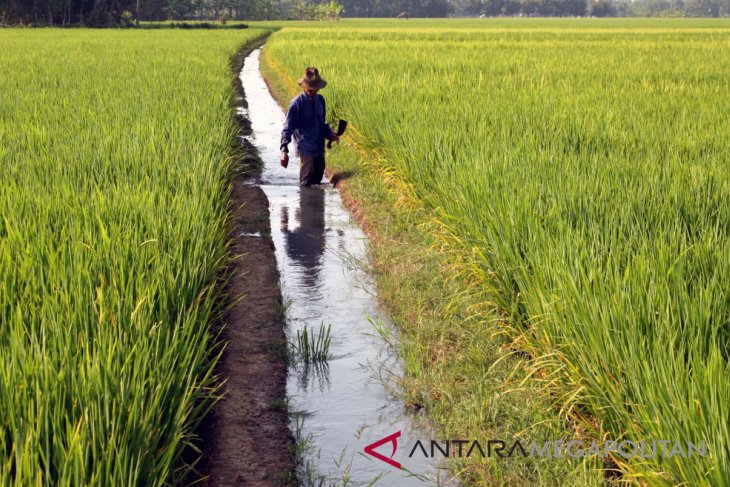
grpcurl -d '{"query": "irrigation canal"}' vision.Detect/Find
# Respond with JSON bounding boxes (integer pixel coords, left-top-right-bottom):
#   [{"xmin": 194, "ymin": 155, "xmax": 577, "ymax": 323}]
[{"xmin": 239, "ymin": 48, "xmax": 457, "ymax": 485}]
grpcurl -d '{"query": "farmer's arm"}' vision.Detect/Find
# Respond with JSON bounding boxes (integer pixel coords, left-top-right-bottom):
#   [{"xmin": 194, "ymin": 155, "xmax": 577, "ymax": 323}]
[
  {"xmin": 280, "ymin": 100, "xmax": 298, "ymax": 153},
  {"xmin": 280, "ymin": 99, "xmax": 299, "ymax": 167},
  {"xmin": 324, "ymin": 121, "xmax": 335, "ymax": 140}
]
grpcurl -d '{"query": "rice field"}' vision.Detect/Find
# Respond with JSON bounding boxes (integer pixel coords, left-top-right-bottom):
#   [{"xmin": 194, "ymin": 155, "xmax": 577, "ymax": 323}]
[
  {"xmin": 261, "ymin": 19, "xmax": 730, "ymax": 485},
  {"xmin": 0, "ymin": 28, "xmax": 267, "ymax": 484}
]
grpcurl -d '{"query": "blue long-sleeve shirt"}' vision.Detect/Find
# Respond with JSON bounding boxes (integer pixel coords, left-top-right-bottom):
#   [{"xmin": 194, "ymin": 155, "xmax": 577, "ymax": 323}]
[{"xmin": 280, "ymin": 92, "xmax": 334, "ymax": 157}]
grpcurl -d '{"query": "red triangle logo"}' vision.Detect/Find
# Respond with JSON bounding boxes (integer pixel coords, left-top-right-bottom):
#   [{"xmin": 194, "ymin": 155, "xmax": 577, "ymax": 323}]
[{"xmin": 364, "ymin": 431, "xmax": 402, "ymax": 469}]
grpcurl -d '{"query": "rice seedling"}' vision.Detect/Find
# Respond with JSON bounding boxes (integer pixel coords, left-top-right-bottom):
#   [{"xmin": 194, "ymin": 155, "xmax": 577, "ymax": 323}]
[
  {"xmin": 0, "ymin": 28, "xmax": 269, "ymax": 484},
  {"xmin": 294, "ymin": 323, "xmax": 333, "ymax": 364},
  {"xmin": 262, "ymin": 19, "xmax": 730, "ymax": 485}
]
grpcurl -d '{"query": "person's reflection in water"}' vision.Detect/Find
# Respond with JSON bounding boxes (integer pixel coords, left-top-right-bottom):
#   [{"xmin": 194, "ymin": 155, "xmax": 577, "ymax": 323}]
[
  {"xmin": 281, "ymin": 186, "xmax": 326, "ymax": 291},
  {"xmin": 282, "ymin": 186, "xmax": 330, "ymax": 390}
]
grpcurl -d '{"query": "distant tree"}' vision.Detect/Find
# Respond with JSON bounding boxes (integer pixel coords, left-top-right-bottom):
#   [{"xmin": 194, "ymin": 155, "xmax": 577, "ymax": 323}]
[
  {"xmin": 421, "ymin": 0, "xmax": 452, "ymax": 15},
  {"xmin": 684, "ymin": 0, "xmax": 720, "ymax": 15},
  {"xmin": 291, "ymin": 0, "xmax": 314, "ymax": 18},
  {"xmin": 290, "ymin": 0, "xmax": 342, "ymax": 19},
  {"xmin": 591, "ymin": 0, "xmax": 616, "ymax": 15},
  {"xmin": 481, "ymin": 0, "xmax": 505, "ymax": 15},
  {"xmin": 315, "ymin": 0, "xmax": 343, "ymax": 19},
  {"xmin": 139, "ymin": 0, "xmax": 169, "ymax": 20},
  {"xmin": 9, "ymin": 0, "xmax": 730, "ymax": 23},
  {"xmin": 562, "ymin": 0, "xmax": 587, "ymax": 14},
  {"xmin": 162, "ymin": 0, "xmax": 193, "ymax": 18},
  {"xmin": 331, "ymin": 0, "xmax": 451, "ymax": 17},
  {"xmin": 461, "ymin": 0, "xmax": 485, "ymax": 14},
  {"xmin": 85, "ymin": 0, "xmax": 133, "ymax": 25},
  {"xmin": 501, "ymin": 0, "xmax": 521, "ymax": 14}
]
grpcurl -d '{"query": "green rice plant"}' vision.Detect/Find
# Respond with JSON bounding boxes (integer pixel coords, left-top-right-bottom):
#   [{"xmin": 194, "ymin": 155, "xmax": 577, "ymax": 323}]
[
  {"xmin": 0, "ymin": 28, "xmax": 269, "ymax": 484},
  {"xmin": 294, "ymin": 323, "xmax": 333, "ymax": 364},
  {"xmin": 262, "ymin": 18, "xmax": 730, "ymax": 486}
]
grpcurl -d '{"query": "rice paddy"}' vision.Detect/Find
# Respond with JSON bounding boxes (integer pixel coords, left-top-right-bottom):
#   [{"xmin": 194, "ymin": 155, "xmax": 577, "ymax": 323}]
[
  {"xmin": 3, "ymin": 17, "xmax": 730, "ymax": 486},
  {"xmin": 0, "ymin": 28, "xmax": 268, "ymax": 484},
  {"xmin": 261, "ymin": 19, "xmax": 730, "ymax": 485}
]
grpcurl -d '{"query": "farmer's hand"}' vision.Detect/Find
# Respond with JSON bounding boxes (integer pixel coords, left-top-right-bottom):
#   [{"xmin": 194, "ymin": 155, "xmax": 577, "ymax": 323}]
[
  {"xmin": 280, "ymin": 151, "xmax": 289, "ymax": 168},
  {"xmin": 330, "ymin": 134, "xmax": 340, "ymax": 145}
]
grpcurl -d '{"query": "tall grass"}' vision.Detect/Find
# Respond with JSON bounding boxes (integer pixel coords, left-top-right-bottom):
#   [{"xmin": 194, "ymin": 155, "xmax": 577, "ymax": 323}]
[
  {"xmin": 263, "ymin": 20, "xmax": 730, "ymax": 485},
  {"xmin": 0, "ymin": 28, "xmax": 267, "ymax": 484}
]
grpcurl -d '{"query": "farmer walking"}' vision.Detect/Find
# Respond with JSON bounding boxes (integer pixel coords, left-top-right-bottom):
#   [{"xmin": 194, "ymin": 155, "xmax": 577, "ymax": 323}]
[{"xmin": 280, "ymin": 67, "xmax": 339, "ymax": 186}]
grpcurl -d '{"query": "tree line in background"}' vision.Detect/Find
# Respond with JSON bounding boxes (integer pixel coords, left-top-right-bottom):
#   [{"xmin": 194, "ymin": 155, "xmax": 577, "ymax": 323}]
[
  {"xmin": 0, "ymin": 0, "xmax": 728, "ymax": 26},
  {"xmin": 461, "ymin": 0, "xmax": 729, "ymax": 16}
]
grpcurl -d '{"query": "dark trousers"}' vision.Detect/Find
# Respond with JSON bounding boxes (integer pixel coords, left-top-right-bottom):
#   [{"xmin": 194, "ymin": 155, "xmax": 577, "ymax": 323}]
[{"xmin": 299, "ymin": 154, "xmax": 325, "ymax": 186}]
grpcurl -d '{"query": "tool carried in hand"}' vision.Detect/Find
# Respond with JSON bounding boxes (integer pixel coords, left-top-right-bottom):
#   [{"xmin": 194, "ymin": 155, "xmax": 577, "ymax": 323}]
[{"xmin": 327, "ymin": 119, "xmax": 348, "ymax": 149}]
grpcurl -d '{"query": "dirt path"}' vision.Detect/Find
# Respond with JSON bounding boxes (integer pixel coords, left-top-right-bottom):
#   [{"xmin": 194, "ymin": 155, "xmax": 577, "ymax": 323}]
[
  {"xmin": 199, "ymin": 182, "xmax": 294, "ymax": 486},
  {"xmin": 197, "ymin": 39, "xmax": 295, "ymax": 487}
]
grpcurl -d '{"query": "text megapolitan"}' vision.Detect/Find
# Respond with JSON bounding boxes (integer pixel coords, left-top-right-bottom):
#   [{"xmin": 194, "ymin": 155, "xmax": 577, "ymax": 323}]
[{"xmin": 406, "ymin": 439, "xmax": 708, "ymax": 460}]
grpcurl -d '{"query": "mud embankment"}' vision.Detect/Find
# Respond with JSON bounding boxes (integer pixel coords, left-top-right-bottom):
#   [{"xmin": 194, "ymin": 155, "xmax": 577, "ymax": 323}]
[{"xmin": 197, "ymin": 37, "xmax": 296, "ymax": 487}]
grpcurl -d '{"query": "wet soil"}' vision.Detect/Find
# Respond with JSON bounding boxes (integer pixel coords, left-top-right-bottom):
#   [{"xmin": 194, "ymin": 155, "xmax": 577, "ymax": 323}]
[
  {"xmin": 196, "ymin": 37, "xmax": 295, "ymax": 487},
  {"xmin": 198, "ymin": 182, "xmax": 295, "ymax": 487}
]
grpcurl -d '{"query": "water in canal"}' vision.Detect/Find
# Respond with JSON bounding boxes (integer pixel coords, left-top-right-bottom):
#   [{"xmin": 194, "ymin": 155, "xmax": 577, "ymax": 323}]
[{"xmin": 240, "ymin": 48, "xmax": 457, "ymax": 486}]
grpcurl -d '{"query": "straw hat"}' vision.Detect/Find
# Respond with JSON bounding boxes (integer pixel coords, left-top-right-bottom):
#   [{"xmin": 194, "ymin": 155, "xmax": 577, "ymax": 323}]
[{"xmin": 297, "ymin": 67, "xmax": 327, "ymax": 90}]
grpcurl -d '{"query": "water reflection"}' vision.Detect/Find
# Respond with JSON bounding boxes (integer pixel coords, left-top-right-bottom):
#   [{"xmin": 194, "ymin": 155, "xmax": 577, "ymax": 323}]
[
  {"xmin": 281, "ymin": 186, "xmax": 326, "ymax": 290},
  {"xmin": 281, "ymin": 186, "xmax": 332, "ymax": 393},
  {"xmin": 296, "ymin": 360, "xmax": 331, "ymax": 393}
]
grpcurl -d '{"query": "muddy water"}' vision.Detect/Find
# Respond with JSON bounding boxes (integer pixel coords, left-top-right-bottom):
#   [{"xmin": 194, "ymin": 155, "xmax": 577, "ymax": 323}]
[{"xmin": 240, "ymin": 48, "xmax": 456, "ymax": 486}]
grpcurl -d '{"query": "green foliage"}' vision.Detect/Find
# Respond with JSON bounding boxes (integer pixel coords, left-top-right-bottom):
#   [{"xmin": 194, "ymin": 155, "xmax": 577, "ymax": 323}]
[
  {"xmin": 291, "ymin": 0, "xmax": 344, "ymax": 20},
  {"xmin": 319, "ymin": 0, "xmax": 344, "ymax": 20},
  {"xmin": 120, "ymin": 9, "xmax": 135, "ymax": 26},
  {"xmin": 0, "ymin": 0, "xmax": 729, "ymax": 25},
  {"xmin": 294, "ymin": 324, "xmax": 332, "ymax": 363},
  {"xmin": 590, "ymin": 0, "xmax": 617, "ymax": 16},
  {"xmin": 264, "ymin": 19, "xmax": 730, "ymax": 485},
  {"xmin": 0, "ymin": 28, "xmax": 268, "ymax": 484},
  {"xmin": 627, "ymin": 0, "xmax": 730, "ymax": 16}
]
